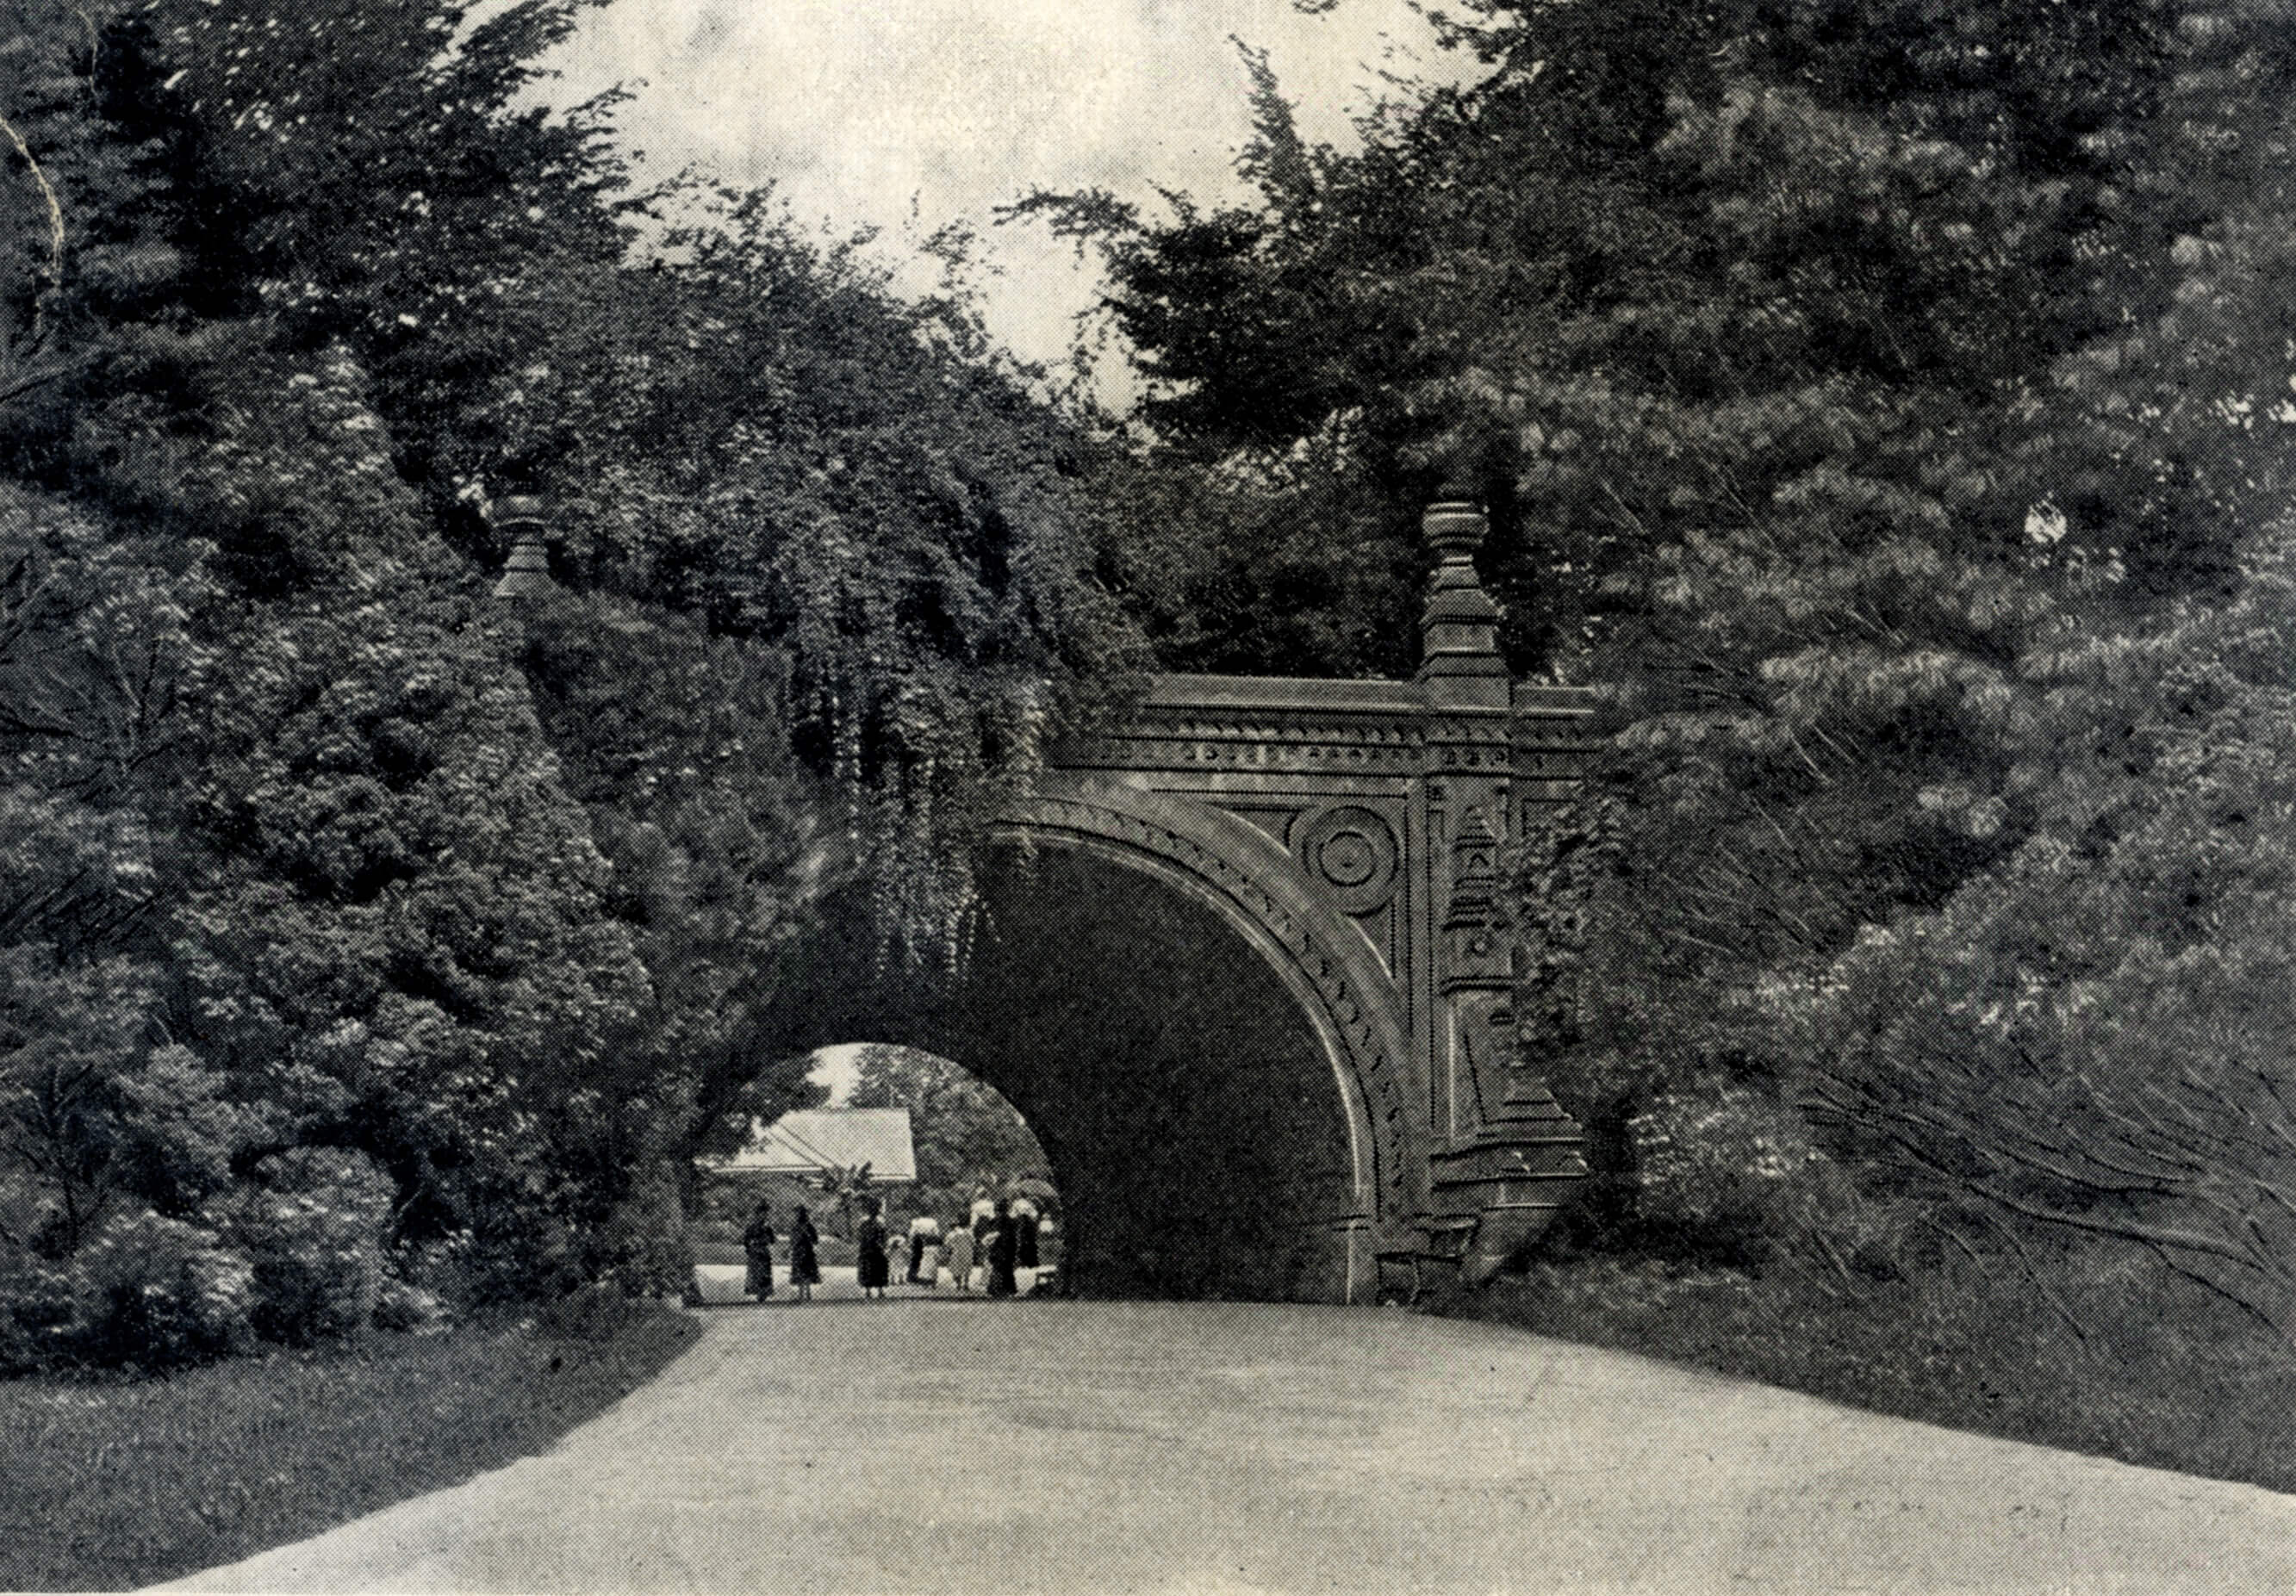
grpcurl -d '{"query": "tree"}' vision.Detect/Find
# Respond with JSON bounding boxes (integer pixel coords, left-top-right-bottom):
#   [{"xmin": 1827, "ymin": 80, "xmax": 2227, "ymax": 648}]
[
  {"xmin": 3, "ymin": 0, "xmax": 670, "ymax": 1305},
  {"xmin": 1042, "ymin": 0, "xmax": 2296, "ymax": 1051},
  {"xmin": 1029, "ymin": 3, "xmax": 2296, "ymax": 1320},
  {"xmin": 844, "ymin": 1043, "xmax": 1048, "ymax": 1217},
  {"xmin": 1783, "ymin": 512, "xmax": 2296, "ymax": 1337},
  {"xmin": 512, "ymin": 589, "xmax": 835, "ymax": 1222},
  {"xmin": 491, "ymin": 190, "xmax": 1146, "ymax": 955},
  {"xmin": 146, "ymin": 343, "xmax": 656, "ymax": 1286},
  {"xmin": 1017, "ymin": 5, "xmax": 1725, "ymax": 678},
  {"xmin": 0, "ymin": 480, "xmax": 252, "ymax": 1258},
  {"xmin": 0, "ymin": 0, "xmax": 1143, "ymax": 1354}
]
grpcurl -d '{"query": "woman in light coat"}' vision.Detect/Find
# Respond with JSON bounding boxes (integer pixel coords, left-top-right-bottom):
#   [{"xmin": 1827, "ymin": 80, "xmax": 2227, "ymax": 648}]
[{"xmin": 944, "ymin": 1220, "xmax": 976, "ymax": 1292}]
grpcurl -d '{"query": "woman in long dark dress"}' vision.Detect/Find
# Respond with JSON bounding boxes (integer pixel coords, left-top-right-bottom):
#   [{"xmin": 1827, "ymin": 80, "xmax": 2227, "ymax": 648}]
[
  {"xmin": 856, "ymin": 1201, "xmax": 891, "ymax": 1300},
  {"xmin": 985, "ymin": 1198, "xmax": 1019, "ymax": 1298},
  {"xmin": 1011, "ymin": 1194, "xmax": 1040, "ymax": 1269},
  {"xmin": 787, "ymin": 1205, "xmax": 821, "ymax": 1303},
  {"xmin": 742, "ymin": 1202, "xmax": 776, "ymax": 1301}
]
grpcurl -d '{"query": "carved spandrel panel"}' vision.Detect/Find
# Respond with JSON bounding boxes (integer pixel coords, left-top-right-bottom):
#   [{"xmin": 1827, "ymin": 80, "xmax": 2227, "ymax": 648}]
[
  {"xmin": 1214, "ymin": 803, "xmax": 1305, "ymax": 848},
  {"xmin": 1295, "ymin": 803, "xmax": 1405, "ymax": 973},
  {"xmin": 1346, "ymin": 901, "xmax": 1400, "ymax": 978},
  {"xmin": 1446, "ymin": 988, "xmax": 1515, "ymax": 1125},
  {"xmin": 1034, "ymin": 652, "xmax": 1595, "ymax": 1260}
]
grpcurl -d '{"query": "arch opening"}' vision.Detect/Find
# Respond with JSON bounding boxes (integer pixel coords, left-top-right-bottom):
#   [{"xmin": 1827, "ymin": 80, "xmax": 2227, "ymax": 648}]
[
  {"xmin": 735, "ymin": 842, "xmax": 1364, "ymax": 1301},
  {"xmin": 692, "ymin": 1041, "xmax": 1059, "ymax": 1294}
]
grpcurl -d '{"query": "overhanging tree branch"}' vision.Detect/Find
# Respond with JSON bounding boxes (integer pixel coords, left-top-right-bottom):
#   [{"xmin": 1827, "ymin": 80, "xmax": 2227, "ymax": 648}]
[{"xmin": 0, "ymin": 109, "xmax": 65, "ymax": 355}]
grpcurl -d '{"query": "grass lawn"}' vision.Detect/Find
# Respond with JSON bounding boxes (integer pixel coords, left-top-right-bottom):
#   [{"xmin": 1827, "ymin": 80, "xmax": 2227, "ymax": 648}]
[
  {"xmin": 1451, "ymin": 1255, "xmax": 2296, "ymax": 1495},
  {"xmin": 0, "ymin": 1302, "xmax": 700, "ymax": 1593}
]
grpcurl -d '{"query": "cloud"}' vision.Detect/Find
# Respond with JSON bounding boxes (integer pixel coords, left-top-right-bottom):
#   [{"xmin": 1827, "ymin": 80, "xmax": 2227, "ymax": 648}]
[{"xmin": 544, "ymin": 0, "xmax": 1454, "ymax": 370}]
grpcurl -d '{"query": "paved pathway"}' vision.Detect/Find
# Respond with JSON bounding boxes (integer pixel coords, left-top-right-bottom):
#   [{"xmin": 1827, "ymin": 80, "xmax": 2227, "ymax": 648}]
[{"xmin": 156, "ymin": 1301, "xmax": 2295, "ymax": 1594}]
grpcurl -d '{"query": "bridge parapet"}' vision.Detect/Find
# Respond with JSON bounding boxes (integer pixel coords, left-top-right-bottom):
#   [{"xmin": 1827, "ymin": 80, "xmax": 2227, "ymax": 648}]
[{"xmin": 1042, "ymin": 497, "xmax": 1591, "ymax": 1294}]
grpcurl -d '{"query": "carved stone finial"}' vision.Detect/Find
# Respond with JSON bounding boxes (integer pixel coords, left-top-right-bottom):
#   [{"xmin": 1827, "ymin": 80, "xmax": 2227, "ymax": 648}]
[
  {"xmin": 490, "ymin": 494, "xmax": 555, "ymax": 600},
  {"xmin": 1416, "ymin": 494, "xmax": 1508, "ymax": 700}
]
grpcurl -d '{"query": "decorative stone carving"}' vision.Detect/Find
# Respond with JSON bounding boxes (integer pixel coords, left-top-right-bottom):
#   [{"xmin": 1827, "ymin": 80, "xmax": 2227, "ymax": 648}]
[
  {"xmin": 1416, "ymin": 497, "xmax": 1510, "ymax": 703},
  {"xmin": 1440, "ymin": 806, "xmax": 1510, "ymax": 990},
  {"xmin": 1214, "ymin": 803, "xmax": 1305, "ymax": 847},
  {"xmin": 1013, "ymin": 494, "xmax": 1594, "ymax": 1302},
  {"xmin": 489, "ymin": 495, "xmax": 555, "ymax": 600},
  {"xmin": 1300, "ymin": 804, "xmax": 1401, "ymax": 913}
]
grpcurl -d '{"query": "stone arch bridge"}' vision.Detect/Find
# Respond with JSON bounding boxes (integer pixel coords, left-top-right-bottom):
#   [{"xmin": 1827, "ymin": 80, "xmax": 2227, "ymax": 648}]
[
  {"xmin": 629, "ymin": 494, "xmax": 1592, "ymax": 1304},
  {"xmin": 989, "ymin": 497, "xmax": 1591, "ymax": 1301}
]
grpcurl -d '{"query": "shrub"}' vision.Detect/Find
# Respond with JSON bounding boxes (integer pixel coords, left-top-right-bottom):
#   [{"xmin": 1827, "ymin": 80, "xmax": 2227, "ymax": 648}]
[
  {"xmin": 1626, "ymin": 1075, "xmax": 1821, "ymax": 1259},
  {"xmin": 540, "ymin": 1278, "xmax": 650, "ymax": 1341},
  {"xmin": 586, "ymin": 1168, "xmax": 693, "ymax": 1298},
  {"xmin": 224, "ymin": 1147, "xmax": 395, "ymax": 1346},
  {"xmin": 0, "ymin": 1250, "xmax": 79, "ymax": 1375},
  {"xmin": 450, "ymin": 1194, "xmax": 590, "ymax": 1310},
  {"xmin": 72, "ymin": 1211, "xmax": 254, "ymax": 1370},
  {"xmin": 370, "ymin": 1275, "xmax": 448, "ymax": 1334}
]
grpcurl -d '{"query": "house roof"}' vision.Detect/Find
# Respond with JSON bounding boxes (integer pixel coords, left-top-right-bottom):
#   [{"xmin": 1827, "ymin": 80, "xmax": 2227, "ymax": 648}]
[{"xmin": 698, "ymin": 1108, "xmax": 917, "ymax": 1183}]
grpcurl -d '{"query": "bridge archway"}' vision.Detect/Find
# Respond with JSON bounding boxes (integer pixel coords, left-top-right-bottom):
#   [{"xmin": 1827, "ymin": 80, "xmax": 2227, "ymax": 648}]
[
  {"xmin": 717, "ymin": 496, "xmax": 1594, "ymax": 1301},
  {"xmin": 742, "ymin": 778, "xmax": 1392, "ymax": 1300}
]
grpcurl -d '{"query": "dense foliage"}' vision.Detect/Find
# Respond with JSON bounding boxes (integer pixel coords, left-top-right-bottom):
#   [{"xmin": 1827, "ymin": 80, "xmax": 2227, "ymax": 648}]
[
  {"xmin": 0, "ymin": 0, "xmax": 1128, "ymax": 1369},
  {"xmin": 1036, "ymin": 0, "xmax": 2296, "ymax": 1334}
]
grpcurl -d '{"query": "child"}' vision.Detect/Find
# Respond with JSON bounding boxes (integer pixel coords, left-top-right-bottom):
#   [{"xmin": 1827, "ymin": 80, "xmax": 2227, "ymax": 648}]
[
  {"xmin": 944, "ymin": 1220, "xmax": 976, "ymax": 1293},
  {"xmin": 906, "ymin": 1213, "xmax": 942, "ymax": 1283}
]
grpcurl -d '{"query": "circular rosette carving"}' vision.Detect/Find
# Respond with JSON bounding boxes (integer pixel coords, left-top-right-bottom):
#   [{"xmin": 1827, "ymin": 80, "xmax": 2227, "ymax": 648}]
[{"xmin": 1299, "ymin": 805, "xmax": 1400, "ymax": 913}]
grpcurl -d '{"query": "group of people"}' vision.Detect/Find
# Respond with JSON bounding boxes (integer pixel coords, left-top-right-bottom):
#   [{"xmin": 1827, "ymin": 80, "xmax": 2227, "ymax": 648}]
[
  {"xmin": 897, "ymin": 1184, "xmax": 1050, "ymax": 1298},
  {"xmin": 739, "ymin": 1183, "xmax": 1054, "ymax": 1304},
  {"xmin": 741, "ymin": 1202, "xmax": 821, "ymax": 1303}
]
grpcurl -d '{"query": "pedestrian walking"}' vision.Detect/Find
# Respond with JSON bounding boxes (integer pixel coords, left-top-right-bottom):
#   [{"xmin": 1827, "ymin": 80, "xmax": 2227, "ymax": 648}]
[
  {"xmin": 968, "ymin": 1182, "xmax": 996, "ymax": 1244},
  {"xmin": 944, "ymin": 1220, "xmax": 975, "ymax": 1293},
  {"xmin": 742, "ymin": 1200, "xmax": 776, "ymax": 1302},
  {"xmin": 1011, "ymin": 1192, "xmax": 1040, "ymax": 1269},
  {"xmin": 906, "ymin": 1213, "xmax": 941, "ymax": 1283},
  {"xmin": 986, "ymin": 1198, "xmax": 1019, "ymax": 1298},
  {"xmin": 788, "ymin": 1205, "xmax": 821, "ymax": 1303},
  {"xmin": 856, "ymin": 1200, "xmax": 891, "ymax": 1300}
]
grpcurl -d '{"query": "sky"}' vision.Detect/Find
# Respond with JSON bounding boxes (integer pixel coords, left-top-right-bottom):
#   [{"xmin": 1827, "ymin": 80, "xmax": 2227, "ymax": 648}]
[
  {"xmin": 807, "ymin": 1042, "xmax": 863, "ymax": 1106},
  {"xmin": 541, "ymin": 0, "xmax": 1461, "ymax": 376}
]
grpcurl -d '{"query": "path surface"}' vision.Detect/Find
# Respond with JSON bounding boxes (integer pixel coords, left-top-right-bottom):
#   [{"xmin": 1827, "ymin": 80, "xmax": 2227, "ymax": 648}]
[{"xmin": 156, "ymin": 1300, "xmax": 2295, "ymax": 1594}]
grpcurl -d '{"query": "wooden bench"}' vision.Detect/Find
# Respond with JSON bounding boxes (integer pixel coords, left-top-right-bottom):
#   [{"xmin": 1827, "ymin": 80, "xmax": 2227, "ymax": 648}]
[{"xmin": 1373, "ymin": 1215, "xmax": 1479, "ymax": 1306}]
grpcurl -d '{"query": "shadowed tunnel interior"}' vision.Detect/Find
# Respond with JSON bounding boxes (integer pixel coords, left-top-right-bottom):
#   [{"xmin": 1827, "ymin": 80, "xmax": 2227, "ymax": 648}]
[{"xmin": 745, "ymin": 845, "xmax": 1360, "ymax": 1300}]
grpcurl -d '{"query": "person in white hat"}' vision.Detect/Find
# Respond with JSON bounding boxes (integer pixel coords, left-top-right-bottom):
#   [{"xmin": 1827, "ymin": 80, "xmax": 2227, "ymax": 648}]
[{"xmin": 906, "ymin": 1212, "xmax": 942, "ymax": 1284}]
